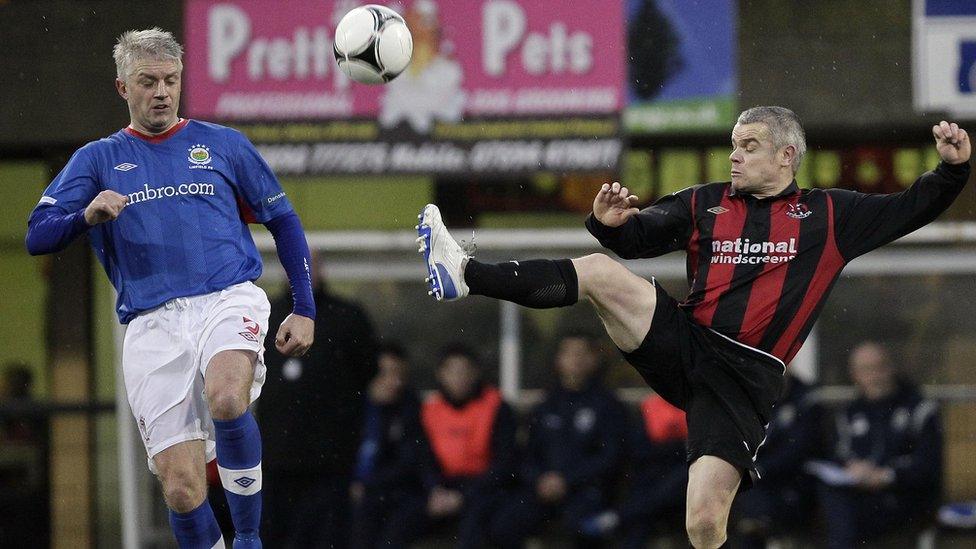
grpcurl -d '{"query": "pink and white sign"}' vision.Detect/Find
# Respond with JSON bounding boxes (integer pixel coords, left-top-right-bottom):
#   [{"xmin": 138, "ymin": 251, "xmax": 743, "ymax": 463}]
[{"xmin": 184, "ymin": 0, "xmax": 625, "ymax": 126}]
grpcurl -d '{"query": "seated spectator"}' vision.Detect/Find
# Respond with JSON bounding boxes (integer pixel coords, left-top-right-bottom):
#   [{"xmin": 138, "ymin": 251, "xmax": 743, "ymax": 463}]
[
  {"xmin": 0, "ymin": 363, "xmax": 40, "ymax": 442},
  {"xmin": 816, "ymin": 342, "xmax": 942, "ymax": 549},
  {"xmin": 492, "ymin": 333, "xmax": 627, "ymax": 548},
  {"xmin": 349, "ymin": 343, "xmax": 428, "ymax": 549},
  {"xmin": 611, "ymin": 393, "xmax": 688, "ymax": 549},
  {"xmin": 731, "ymin": 373, "xmax": 823, "ymax": 548},
  {"xmin": 0, "ymin": 362, "xmax": 49, "ymax": 548},
  {"xmin": 393, "ymin": 344, "xmax": 518, "ymax": 548}
]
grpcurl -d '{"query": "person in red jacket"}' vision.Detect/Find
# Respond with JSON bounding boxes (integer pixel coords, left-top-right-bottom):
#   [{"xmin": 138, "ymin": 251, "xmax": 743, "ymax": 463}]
[{"xmin": 390, "ymin": 344, "xmax": 518, "ymax": 548}]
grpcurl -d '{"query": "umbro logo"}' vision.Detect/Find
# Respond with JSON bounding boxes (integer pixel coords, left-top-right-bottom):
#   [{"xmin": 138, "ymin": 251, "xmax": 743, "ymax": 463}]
[
  {"xmin": 114, "ymin": 163, "xmax": 138, "ymax": 171},
  {"xmin": 707, "ymin": 206, "xmax": 729, "ymax": 215},
  {"xmin": 239, "ymin": 316, "xmax": 260, "ymax": 342},
  {"xmin": 234, "ymin": 476, "xmax": 256, "ymax": 488}
]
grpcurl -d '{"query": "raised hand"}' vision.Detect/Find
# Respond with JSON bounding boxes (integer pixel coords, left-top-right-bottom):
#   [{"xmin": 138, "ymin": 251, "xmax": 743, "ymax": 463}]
[
  {"xmin": 933, "ymin": 121, "xmax": 971, "ymax": 165},
  {"xmin": 593, "ymin": 181, "xmax": 640, "ymax": 228},
  {"xmin": 84, "ymin": 190, "xmax": 128, "ymax": 225}
]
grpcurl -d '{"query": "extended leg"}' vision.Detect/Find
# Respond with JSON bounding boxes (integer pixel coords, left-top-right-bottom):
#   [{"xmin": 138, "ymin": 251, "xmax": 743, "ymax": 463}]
[{"xmin": 418, "ymin": 205, "xmax": 657, "ymax": 352}]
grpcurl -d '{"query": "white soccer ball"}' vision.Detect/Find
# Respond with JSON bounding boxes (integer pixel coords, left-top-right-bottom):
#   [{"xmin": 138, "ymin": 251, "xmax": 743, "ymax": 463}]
[{"xmin": 334, "ymin": 4, "xmax": 413, "ymax": 85}]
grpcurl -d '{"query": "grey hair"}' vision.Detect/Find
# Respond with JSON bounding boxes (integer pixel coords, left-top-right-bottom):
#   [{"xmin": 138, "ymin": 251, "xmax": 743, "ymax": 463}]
[
  {"xmin": 736, "ymin": 106, "xmax": 807, "ymax": 173},
  {"xmin": 113, "ymin": 27, "xmax": 184, "ymax": 79}
]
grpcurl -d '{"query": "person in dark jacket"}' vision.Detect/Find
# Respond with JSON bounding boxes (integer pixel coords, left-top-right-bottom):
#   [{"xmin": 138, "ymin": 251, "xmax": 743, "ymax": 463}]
[
  {"xmin": 612, "ymin": 393, "xmax": 689, "ymax": 548},
  {"xmin": 492, "ymin": 333, "xmax": 627, "ymax": 548},
  {"xmin": 257, "ymin": 262, "xmax": 379, "ymax": 549},
  {"xmin": 731, "ymin": 374, "xmax": 823, "ymax": 547},
  {"xmin": 817, "ymin": 342, "xmax": 943, "ymax": 548},
  {"xmin": 348, "ymin": 342, "xmax": 428, "ymax": 548},
  {"xmin": 384, "ymin": 343, "xmax": 519, "ymax": 548}
]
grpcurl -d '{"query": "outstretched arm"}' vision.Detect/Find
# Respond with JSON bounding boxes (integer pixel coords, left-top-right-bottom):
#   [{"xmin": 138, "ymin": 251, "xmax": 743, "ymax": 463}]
[
  {"xmin": 832, "ymin": 121, "xmax": 971, "ymax": 260},
  {"xmin": 585, "ymin": 182, "xmax": 695, "ymax": 259}
]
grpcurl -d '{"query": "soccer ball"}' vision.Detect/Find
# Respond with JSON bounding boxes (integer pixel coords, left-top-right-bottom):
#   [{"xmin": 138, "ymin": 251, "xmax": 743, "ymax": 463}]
[{"xmin": 334, "ymin": 4, "xmax": 413, "ymax": 84}]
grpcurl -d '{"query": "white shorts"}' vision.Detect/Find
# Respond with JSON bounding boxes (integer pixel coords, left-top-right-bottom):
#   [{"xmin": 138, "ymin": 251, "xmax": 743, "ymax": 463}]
[{"xmin": 121, "ymin": 281, "xmax": 271, "ymax": 472}]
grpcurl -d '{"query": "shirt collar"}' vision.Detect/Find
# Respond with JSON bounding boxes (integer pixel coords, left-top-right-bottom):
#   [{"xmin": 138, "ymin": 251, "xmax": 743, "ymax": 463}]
[
  {"xmin": 728, "ymin": 179, "xmax": 800, "ymax": 200},
  {"xmin": 123, "ymin": 118, "xmax": 188, "ymax": 143}
]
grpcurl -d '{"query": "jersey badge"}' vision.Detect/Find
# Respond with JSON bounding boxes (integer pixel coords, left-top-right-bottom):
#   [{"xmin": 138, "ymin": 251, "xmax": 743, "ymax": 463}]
[
  {"xmin": 188, "ymin": 144, "xmax": 213, "ymax": 168},
  {"xmin": 707, "ymin": 206, "xmax": 729, "ymax": 215},
  {"xmin": 786, "ymin": 202, "xmax": 812, "ymax": 219}
]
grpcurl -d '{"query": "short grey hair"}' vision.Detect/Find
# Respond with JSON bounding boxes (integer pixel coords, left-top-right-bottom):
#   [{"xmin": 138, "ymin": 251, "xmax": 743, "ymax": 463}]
[
  {"xmin": 113, "ymin": 27, "xmax": 184, "ymax": 79},
  {"xmin": 736, "ymin": 106, "xmax": 807, "ymax": 173}
]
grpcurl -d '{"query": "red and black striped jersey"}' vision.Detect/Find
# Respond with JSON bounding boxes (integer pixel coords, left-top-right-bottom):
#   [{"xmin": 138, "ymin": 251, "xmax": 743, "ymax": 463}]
[{"xmin": 586, "ymin": 161, "xmax": 971, "ymax": 366}]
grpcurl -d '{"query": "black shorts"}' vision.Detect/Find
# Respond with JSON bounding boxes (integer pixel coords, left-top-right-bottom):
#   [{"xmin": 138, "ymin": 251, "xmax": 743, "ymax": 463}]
[{"xmin": 621, "ymin": 280, "xmax": 785, "ymax": 487}]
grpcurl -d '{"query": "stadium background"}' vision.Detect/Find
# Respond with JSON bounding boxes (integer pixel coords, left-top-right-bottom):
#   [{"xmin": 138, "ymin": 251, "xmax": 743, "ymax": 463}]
[{"xmin": 1, "ymin": 0, "xmax": 976, "ymax": 547}]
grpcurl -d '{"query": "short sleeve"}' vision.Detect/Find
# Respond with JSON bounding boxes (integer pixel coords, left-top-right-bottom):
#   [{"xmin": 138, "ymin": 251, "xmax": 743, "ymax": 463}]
[
  {"xmin": 230, "ymin": 130, "xmax": 294, "ymax": 223},
  {"xmin": 32, "ymin": 145, "xmax": 100, "ymax": 215}
]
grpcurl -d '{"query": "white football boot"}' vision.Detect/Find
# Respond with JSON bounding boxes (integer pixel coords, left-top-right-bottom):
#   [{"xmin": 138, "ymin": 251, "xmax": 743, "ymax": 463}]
[{"xmin": 417, "ymin": 204, "xmax": 470, "ymax": 301}]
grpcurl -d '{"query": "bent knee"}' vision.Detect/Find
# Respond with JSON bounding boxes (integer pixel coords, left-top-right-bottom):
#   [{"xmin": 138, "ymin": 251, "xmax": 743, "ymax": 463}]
[
  {"xmin": 574, "ymin": 253, "xmax": 651, "ymax": 296},
  {"xmin": 686, "ymin": 507, "xmax": 729, "ymax": 548},
  {"xmin": 687, "ymin": 515, "xmax": 727, "ymax": 548},
  {"xmin": 207, "ymin": 387, "xmax": 249, "ymax": 420},
  {"xmin": 574, "ymin": 253, "xmax": 624, "ymax": 284},
  {"xmin": 160, "ymin": 471, "xmax": 207, "ymax": 513}
]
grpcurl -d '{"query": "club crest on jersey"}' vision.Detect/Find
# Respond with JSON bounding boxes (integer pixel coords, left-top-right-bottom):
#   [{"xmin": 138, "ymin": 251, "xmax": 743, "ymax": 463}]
[
  {"xmin": 707, "ymin": 206, "xmax": 729, "ymax": 215},
  {"xmin": 239, "ymin": 316, "xmax": 260, "ymax": 342},
  {"xmin": 187, "ymin": 144, "xmax": 212, "ymax": 166},
  {"xmin": 786, "ymin": 202, "xmax": 812, "ymax": 219}
]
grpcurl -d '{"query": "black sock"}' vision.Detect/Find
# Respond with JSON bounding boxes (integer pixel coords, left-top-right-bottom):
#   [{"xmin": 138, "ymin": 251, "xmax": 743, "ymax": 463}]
[{"xmin": 464, "ymin": 258, "xmax": 578, "ymax": 308}]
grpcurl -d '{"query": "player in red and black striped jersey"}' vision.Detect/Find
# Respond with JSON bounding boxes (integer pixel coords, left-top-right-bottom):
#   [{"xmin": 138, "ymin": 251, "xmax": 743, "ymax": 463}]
[{"xmin": 417, "ymin": 106, "xmax": 971, "ymax": 548}]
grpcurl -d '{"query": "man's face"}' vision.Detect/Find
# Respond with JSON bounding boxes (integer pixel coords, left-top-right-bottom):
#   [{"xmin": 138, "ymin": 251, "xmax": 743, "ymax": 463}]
[
  {"xmin": 555, "ymin": 337, "xmax": 598, "ymax": 387},
  {"xmin": 117, "ymin": 58, "xmax": 181, "ymax": 134},
  {"xmin": 848, "ymin": 345, "xmax": 895, "ymax": 397},
  {"xmin": 370, "ymin": 353, "xmax": 408, "ymax": 404},
  {"xmin": 437, "ymin": 355, "xmax": 479, "ymax": 401},
  {"xmin": 729, "ymin": 122, "xmax": 787, "ymax": 194}
]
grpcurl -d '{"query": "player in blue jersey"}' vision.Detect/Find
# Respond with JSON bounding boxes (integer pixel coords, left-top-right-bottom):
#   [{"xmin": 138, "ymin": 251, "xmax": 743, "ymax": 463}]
[{"xmin": 25, "ymin": 28, "xmax": 314, "ymax": 549}]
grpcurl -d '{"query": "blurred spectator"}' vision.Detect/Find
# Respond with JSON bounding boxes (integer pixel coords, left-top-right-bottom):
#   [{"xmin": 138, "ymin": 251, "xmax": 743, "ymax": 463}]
[
  {"xmin": 0, "ymin": 363, "xmax": 38, "ymax": 441},
  {"xmin": 393, "ymin": 343, "xmax": 519, "ymax": 548},
  {"xmin": 610, "ymin": 393, "xmax": 688, "ymax": 548},
  {"xmin": 0, "ymin": 362, "xmax": 49, "ymax": 548},
  {"xmin": 349, "ymin": 342, "xmax": 428, "ymax": 548},
  {"xmin": 816, "ymin": 342, "xmax": 942, "ymax": 548},
  {"xmin": 731, "ymin": 373, "xmax": 823, "ymax": 548},
  {"xmin": 257, "ymin": 261, "xmax": 379, "ymax": 548},
  {"xmin": 492, "ymin": 333, "xmax": 627, "ymax": 548}
]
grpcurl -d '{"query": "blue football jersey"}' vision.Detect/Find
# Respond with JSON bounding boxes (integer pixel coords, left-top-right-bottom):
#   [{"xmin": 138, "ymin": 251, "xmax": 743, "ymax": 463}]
[{"xmin": 31, "ymin": 119, "xmax": 294, "ymax": 323}]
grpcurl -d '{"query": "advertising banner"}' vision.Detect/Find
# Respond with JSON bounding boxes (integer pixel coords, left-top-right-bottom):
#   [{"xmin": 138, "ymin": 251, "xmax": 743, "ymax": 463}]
[
  {"xmin": 184, "ymin": 0, "xmax": 625, "ymax": 175},
  {"xmin": 913, "ymin": 0, "xmax": 976, "ymax": 116},
  {"xmin": 623, "ymin": 0, "xmax": 736, "ymax": 133}
]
